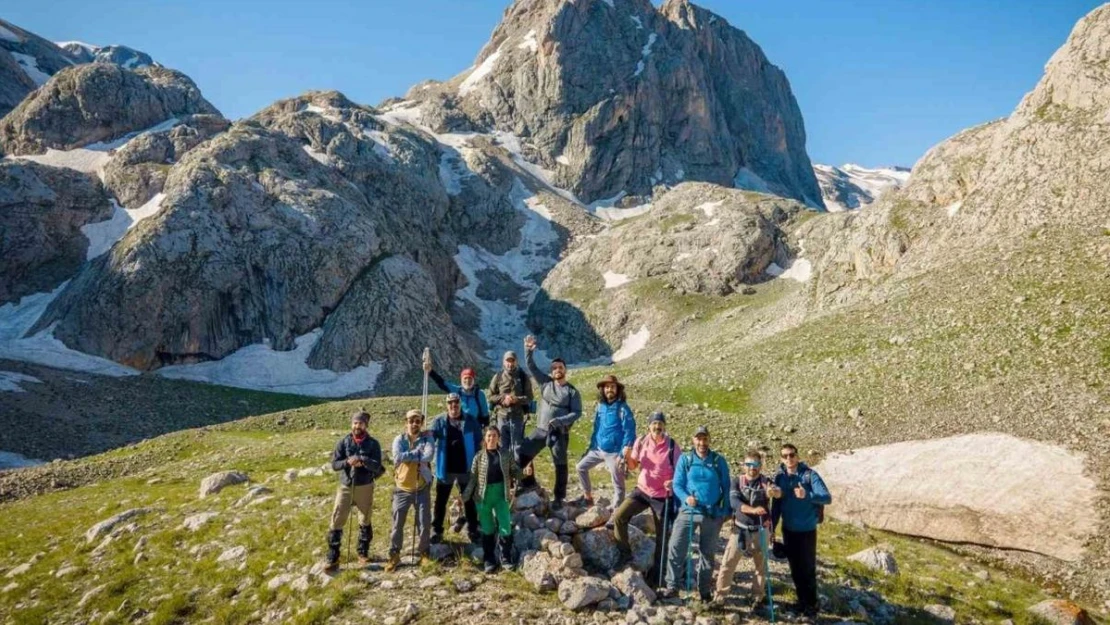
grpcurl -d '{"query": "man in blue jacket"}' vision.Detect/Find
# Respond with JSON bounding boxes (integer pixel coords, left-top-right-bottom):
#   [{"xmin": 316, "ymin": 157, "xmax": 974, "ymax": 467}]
[
  {"xmin": 424, "ymin": 359, "xmax": 490, "ymax": 428},
  {"xmin": 660, "ymin": 426, "xmax": 731, "ymax": 602},
  {"xmin": 428, "ymin": 393, "xmax": 483, "ymax": 544},
  {"xmin": 575, "ymin": 374, "xmax": 635, "ymax": 506},
  {"xmin": 771, "ymin": 443, "xmax": 832, "ymax": 619}
]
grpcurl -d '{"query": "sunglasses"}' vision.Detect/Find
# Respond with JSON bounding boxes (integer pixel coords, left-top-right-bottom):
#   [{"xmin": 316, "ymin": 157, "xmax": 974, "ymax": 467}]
[
  {"xmin": 744, "ymin": 462, "xmax": 761, "ymax": 468},
  {"xmin": 447, "ymin": 400, "xmax": 460, "ymax": 405},
  {"xmin": 781, "ymin": 452, "xmax": 797, "ymax": 459},
  {"xmin": 407, "ymin": 418, "xmax": 423, "ymax": 423}
]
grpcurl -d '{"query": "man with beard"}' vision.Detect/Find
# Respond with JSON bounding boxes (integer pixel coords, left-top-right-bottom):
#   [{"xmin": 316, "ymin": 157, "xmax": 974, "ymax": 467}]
[
  {"xmin": 387, "ymin": 410, "xmax": 435, "ymax": 571},
  {"xmin": 575, "ymin": 374, "xmax": 636, "ymax": 507},
  {"xmin": 425, "ymin": 359, "xmax": 490, "ymax": 428},
  {"xmin": 516, "ymin": 334, "xmax": 582, "ymax": 509},
  {"xmin": 427, "ymin": 393, "xmax": 483, "ymax": 544},
  {"xmin": 324, "ymin": 409, "xmax": 384, "ymax": 571},
  {"xmin": 487, "ymin": 350, "xmax": 532, "ymax": 459}
]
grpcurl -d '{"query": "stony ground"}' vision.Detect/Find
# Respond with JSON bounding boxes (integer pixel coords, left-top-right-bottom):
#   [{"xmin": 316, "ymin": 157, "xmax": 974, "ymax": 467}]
[{"xmin": 1, "ymin": 400, "xmax": 1101, "ymax": 625}]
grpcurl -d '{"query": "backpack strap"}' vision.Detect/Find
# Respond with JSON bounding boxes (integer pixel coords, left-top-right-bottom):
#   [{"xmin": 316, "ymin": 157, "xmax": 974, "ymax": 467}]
[{"xmin": 667, "ymin": 437, "xmax": 676, "ymax": 469}]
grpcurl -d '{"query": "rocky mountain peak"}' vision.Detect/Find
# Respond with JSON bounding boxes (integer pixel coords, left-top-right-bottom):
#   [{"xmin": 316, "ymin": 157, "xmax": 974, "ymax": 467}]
[{"xmin": 419, "ymin": 0, "xmax": 823, "ymax": 208}]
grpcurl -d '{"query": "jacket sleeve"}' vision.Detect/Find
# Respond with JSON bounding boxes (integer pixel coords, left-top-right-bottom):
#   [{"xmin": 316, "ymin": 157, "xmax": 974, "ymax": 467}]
[
  {"xmin": 394, "ymin": 434, "xmax": 427, "ymax": 463},
  {"xmin": 621, "ymin": 405, "xmax": 637, "ymax": 449},
  {"xmin": 717, "ymin": 457, "xmax": 732, "ymax": 515},
  {"xmin": 509, "ymin": 451, "xmax": 525, "ymax": 482},
  {"xmin": 487, "ymin": 375, "xmax": 504, "ymax": 407},
  {"xmin": 525, "ymin": 351, "xmax": 551, "ymax": 386},
  {"xmin": 418, "ymin": 434, "xmax": 435, "ymax": 463},
  {"xmin": 807, "ymin": 469, "xmax": 832, "ymax": 506},
  {"xmin": 478, "ymin": 391, "xmax": 490, "ymax": 428},
  {"xmin": 672, "ymin": 455, "xmax": 691, "ymax": 503},
  {"xmin": 729, "ymin": 475, "xmax": 742, "ymax": 516},
  {"xmin": 551, "ymin": 387, "xmax": 582, "ymax": 430},
  {"xmin": 362, "ymin": 439, "xmax": 384, "ymax": 477},
  {"xmin": 461, "ymin": 453, "xmax": 481, "ymax": 502},
  {"xmin": 587, "ymin": 404, "xmax": 600, "ymax": 451},
  {"xmin": 429, "ymin": 369, "xmax": 455, "ymax": 395},
  {"xmin": 331, "ymin": 438, "xmax": 348, "ymax": 472},
  {"xmin": 770, "ymin": 471, "xmax": 785, "ymax": 533}
]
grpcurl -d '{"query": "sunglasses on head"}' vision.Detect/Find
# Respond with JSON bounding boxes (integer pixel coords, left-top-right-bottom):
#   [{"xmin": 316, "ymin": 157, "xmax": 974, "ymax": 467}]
[{"xmin": 781, "ymin": 452, "xmax": 797, "ymax": 459}]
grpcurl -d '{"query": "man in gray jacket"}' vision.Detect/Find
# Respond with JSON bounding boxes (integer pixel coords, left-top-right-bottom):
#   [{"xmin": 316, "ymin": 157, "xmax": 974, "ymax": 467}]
[{"xmin": 516, "ymin": 334, "xmax": 582, "ymax": 509}]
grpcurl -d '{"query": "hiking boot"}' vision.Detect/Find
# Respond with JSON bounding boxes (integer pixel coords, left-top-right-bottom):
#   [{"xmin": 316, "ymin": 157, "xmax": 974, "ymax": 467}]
[
  {"xmin": 357, "ymin": 524, "xmax": 372, "ymax": 563},
  {"xmin": 384, "ymin": 552, "xmax": 401, "ymax": 573},
  {"xmin": 709, "ymin": 593, "xmax": 727, "ymax": 607},
  {"xmin": 481, "ymin": 533, "xmax": 499, "ymax": 574},
  {"xmin": 430, "ymin": 532, "xmax": 443, "ymax": 545},
  {"xmin": 451, "ymin": 516, "xmax": 467, "ymax": 534},
  {"xmin": 419, "ymin": 554, "xmax": 434, "ymax": 567},
  {"xmin": 325, "ymin": 529, "xmax": 342, "ymax": 571},
  {"xmin": 467, "ymin": 530, "xmax": 481, "ymax": 544},
  {"xmin": 551, "ymin": 499, "xmax": 564, "ymax": 511},
  {"xmin": 498, "ymin": 535, "xmax": 515, "ymax": 570},
  {"xmin": 657, "ymin": 587, "xmax": 678, "ymax": 600},
  {"xmin": 571, "ymin": 494, "xmax": 594, "ymax": 507}
]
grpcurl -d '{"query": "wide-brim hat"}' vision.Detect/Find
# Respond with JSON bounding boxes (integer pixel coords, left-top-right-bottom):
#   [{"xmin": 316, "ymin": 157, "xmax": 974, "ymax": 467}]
[{"xmin": 596, "ymin": 374, "xmax": 625, "ymax": 393}]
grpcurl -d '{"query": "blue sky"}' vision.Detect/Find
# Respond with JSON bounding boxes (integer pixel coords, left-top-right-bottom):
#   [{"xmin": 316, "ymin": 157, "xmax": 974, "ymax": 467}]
[{"xmin": 5, "ymin": 0, "xmax": 1101, "ymax": 167}]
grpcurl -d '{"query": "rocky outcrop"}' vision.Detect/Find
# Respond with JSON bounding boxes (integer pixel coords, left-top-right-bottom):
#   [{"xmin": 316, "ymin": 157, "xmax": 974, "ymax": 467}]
[
  {"xmin": 0, "ymin": 19, "xmax": 76, "ymax": 117},
  {"xmin": 306, "ymin": 256, "xmax": 478, "ymax": 394},
  {"xmin": 818, "ymin": 434, "xmax": 1100, "ymax": 562},
  {"xmin": 58, "ymin": 42, "xmax": 154, "ymax": 70},
  {"xmin": 102, "ymin": 114, "xmax": 230, "ymax": 207},
  {"xmin": 411, "ymin": 0, "xmax": 822, "ymax": 207},
  {"xmin": 0, "ymin": 161, "xmax": 112, "ymax": 305},
  {"xmin": 0, "ymin": 64, "xmax": 219, "ymax": 155},
  {"xmin": 32, "ymin": 124, "xmax": 389, "ymax": 370},
  {"xmin": 529, "ymin": 182, "xmax": 804, "ymax": 361}
]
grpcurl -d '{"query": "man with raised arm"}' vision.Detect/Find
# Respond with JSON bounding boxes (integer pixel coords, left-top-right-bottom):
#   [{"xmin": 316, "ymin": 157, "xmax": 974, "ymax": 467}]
[{"xmin": 516, "ymin": 334, "xmax": 582, "ymax": 509}]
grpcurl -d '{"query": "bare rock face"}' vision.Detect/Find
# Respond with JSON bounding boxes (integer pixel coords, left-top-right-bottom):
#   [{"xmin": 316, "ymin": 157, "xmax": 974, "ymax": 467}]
[
  {"xmin": 0, "ymin": 19, "xmax": 76, "ymax": 117},
  {"xmin": 0, "ymin": 64, "xmax": 219, "ymax": 155},
  {"xmin": 58, "ymin": 42, "xmax": 154, "ymax": 70},
  {"xmin": 529, "ymin": 182, "xmax": 804, "ymax": 361},
  {"xmin": 414, "ymin": 0, "xmax": 822, "ymax": 207},
  {"xmin": 818, "ymin": 434, "xmax": 1100, "ymax": 562},
  {"xmin": 0, "ymin": 161, "xmax": 112, "ymax": 304},
  {"xmin": 306, "ymin": 256, "xmax": 478, "ymax": 395},
  {"xmin": 32, "ymin": 124, "xmax": 389, "ymax": 370},
  {"xmin": 102, "ymin": 114, "xmax": 230, "ymax": 208}
]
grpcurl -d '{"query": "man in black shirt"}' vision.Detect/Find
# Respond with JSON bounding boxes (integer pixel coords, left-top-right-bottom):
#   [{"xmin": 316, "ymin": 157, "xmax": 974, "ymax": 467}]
[
  {"xmin": 325, "ymin": 409, "xmax": 384, "ymax": 571},
  {"xmin": 429, "ymin": 393, "xmax": 483, "ymax": 543}
]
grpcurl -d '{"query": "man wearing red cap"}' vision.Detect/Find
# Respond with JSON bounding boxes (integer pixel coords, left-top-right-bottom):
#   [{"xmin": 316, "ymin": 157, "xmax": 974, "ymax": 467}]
[{"xmin": 424, "ymin": 358, "xmax": 490, "ymax": 428}]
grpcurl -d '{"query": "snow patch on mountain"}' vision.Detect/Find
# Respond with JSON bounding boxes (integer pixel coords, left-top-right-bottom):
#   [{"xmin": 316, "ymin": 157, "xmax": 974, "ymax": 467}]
[
  {"xmin": 80, "ymin": 194, "xmax": 165, "ymax": 260},
  {"xmin": 460, "ymin": 47, "xmax": 503, "ymax": 96},
  {"xmin": 814, "ymin": 163, "xmax": 910, "ymax": 212},
  {"xmin": 0, "ymin": 370, "xmax": 42, "ymax": 393},
  {"xmin": 11, "ymin": 52, "xmax": 50, "ymax": 86},
  {"xmin": 612, "ymin": 325, "xmax": 650, "ymax": 362}
]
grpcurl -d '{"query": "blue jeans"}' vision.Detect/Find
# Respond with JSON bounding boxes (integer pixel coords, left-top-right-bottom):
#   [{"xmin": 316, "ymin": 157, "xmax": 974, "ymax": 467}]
[{"xmin": 665, "ymin": 509, "xmax": 724, "ymax": 596}]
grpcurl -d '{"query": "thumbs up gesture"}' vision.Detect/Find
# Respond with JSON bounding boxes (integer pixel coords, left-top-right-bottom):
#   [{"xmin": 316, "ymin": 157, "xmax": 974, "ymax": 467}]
[{"xmin": 794, "ymin": 483, "xmax": 806, "ymax": 499}]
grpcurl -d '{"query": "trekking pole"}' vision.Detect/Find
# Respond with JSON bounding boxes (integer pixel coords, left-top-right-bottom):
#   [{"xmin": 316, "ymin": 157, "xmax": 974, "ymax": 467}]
[
  {"xmin": 421, "ymin": 347, "xmax": 430, "ymax": 418},
  {"xmin": 759, "ymin": 524, "xmax": 776, "ymax": 623},
  {"xmin": 346, "ymin": 503, "xmax": 354, "ymax": 567},
  {"xmin": 657, "ymin": 492, "xmax": 670, "ymax": 588}
]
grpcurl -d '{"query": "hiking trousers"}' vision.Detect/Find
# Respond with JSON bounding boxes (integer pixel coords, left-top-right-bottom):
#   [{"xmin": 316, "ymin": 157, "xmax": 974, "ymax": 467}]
[
  {"xmin": 433, "ymin": 472, "xmax": 478, "ymax": 537},
  {"xmin": 716, "ymin": 525, "xmax": 767, "ymax": 597},
  {"xmin": 389, "ymin": 485, "xmax": 431, "ymax": 556},
  {"xmin": 498, "ymin": 416, "xmax": 526, "ymax": 459},
  {"xmin": 783, "ymin": 529, "xmax": 818, "ymax": 611},
  {"xmin": 518, "ymin": 428, "xmax": 570, "ymax": 500},
  {"xmin": 612, "ymin": 488, "xmax": 674, "ymax": 585},
  {"xmin": 576, "ymin": 449, "xmax": 627, "ymax": 504},
  {"xmin": 665, "ymin": 510, "xmax": 724, "ymax": 596},
  {"xmin": 476, "ymin": 482, "xmax": 512, "ymax": 537},
  {"xmin": 329, "ymin": 482, "xmax": 375, "ymax": 531}
]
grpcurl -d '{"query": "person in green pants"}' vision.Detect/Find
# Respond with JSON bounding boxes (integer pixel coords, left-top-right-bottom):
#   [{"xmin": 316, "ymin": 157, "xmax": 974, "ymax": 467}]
[{"xmin": 462, "ymin": 426, "xmax": 523, "ymax": 573}]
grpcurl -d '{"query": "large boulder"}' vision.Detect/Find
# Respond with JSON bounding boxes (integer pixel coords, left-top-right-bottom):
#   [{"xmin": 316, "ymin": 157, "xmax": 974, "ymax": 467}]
[
  {"xmin": 818, "ymin": 434, "xmax": 1099, "ymax": 561},
  {"xmin": 572, "ymin": 528, "xmax": 622, "ymax": 572},
  {"xmin": 0, "ymin": 63, "xmax": 219, "ymax": 155},
  {"xmin": 0, "ymin": 161, "xmax": 113, "ymax": 304},
  {"xmin": 846, "ymin": 547, "xmax": 898, "ymax": 575},
  {"xmin": 1026, "ymin": 600, "xmax": 1096, "ymax": 625},
  {"xmin": 611, "ymin": 567, "xmax": 656, "ymax": 606},
  {"xmin": 199, "ymin": 471, "xmax": 249, "ymax": 498}
]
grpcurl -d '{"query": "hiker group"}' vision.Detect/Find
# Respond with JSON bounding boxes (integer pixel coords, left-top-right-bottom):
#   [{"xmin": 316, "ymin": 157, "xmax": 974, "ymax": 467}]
[{"xmin": 323, "ymin": 336, "xmax": 831, "ymax": 618}]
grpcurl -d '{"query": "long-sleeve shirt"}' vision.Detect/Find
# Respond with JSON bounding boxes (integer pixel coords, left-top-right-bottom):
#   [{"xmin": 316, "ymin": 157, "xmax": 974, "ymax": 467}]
[
  {"xmin": 730, "ymin": 473, "xmax": 774, "ymax": 529},
  {"xmin": 391, "ymin": 431, "xmax": 434, "ymax": 491},
  {"xmin": 525, "ymin": 350, "xmax": 581, "ymax": 433},
  {"xmin": 487, "ymin": 366, "xmax": 532, "ymax": 424},
  {"xmin": 429, "ymin": 369, "xmax": 490, "ymax": 428},
  {"xmin": 330, "ymin": 433, "xmax": 383, "ymax": 487},
  {"xmin": 771, "ymin": 463, "xmax": 832, "ymax": 533},
  {"xmin": 672, "ymin": 449, "xmax": 731, "ymax": 518}
]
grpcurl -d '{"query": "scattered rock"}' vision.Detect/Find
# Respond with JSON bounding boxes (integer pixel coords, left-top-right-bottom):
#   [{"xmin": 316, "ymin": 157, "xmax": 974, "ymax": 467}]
[
  {"xmin": 573, "ymin": 528, "xmax": 621, "ymax": 572},
  {"xmin": 419, "ymin": 576, "xmax": 442, "ymax": 590},
  {"xmin": 611, "ymin": 568, "xmax": 656, "ymax": 607},
  {"xmin": 454, "ymin": 579, "xmax": 475, "ymax": 593},
  {"xmin": 513, "ymin": 491, "xmax": 545, "ymax": 511},
  {"xmin": 216, "ymin": 546, "xmax": 248, "ymax": 565},
  {"xmin": 284, "ymin": 469, "xmax": 297, "ymax": 483},
  {"xmin": 85, "ymin": 508, "xmax": 149, "ymax": 543},
  {"xmin": 847, "ymin": 547, "xmax": 898, "ymax": 575},
  {"xmin": 1026, "ymin": 599, "xmax": 1096, "ymax": 625},
  {"xmin": 520, "ymin": 551, "xmax": 559, "ymax": 592},
  {"xmin": 924, "ymin": 604, "xmax": 956, "ymax": 623},
  {"xmin": 182, "ymin": 512, "xmax": 218, "ymax": 532},
  {"xmin": 235, "ymin": 486, "xmax": 273, "ymax": 507},
  {"xmin": 267, "ymin": 573, "xmax": 297, "ymax": 590},
  {"xmin": 77, "ymin": 584, "xmax": 107, "ymax": 608},
  {"xmin": 199, "ymin": 471, "xmax": 249, "ymax": 498},
  {"xmin": 558, "ymin": 577, "xmax": 614, "ymax": 611}
]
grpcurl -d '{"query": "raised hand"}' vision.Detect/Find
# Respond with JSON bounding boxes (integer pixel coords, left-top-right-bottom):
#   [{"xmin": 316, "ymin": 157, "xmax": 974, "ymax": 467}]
[{"xmin": 524, "ymin": 334, "xmax": 537, "ymax": 353}]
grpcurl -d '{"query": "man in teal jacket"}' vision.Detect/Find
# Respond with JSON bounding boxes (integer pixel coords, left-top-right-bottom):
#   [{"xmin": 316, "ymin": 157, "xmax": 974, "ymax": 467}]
[
  {"xmin": 660, "ymin": 426, "xmax": 731, "ymax": 601},
  {"xmin": 771, "ymin": 443, "xmax": 832, "ymax": 619},
  {"xmin": 575, "ymin": 374, "xmax": 636, "ymax": 506}
]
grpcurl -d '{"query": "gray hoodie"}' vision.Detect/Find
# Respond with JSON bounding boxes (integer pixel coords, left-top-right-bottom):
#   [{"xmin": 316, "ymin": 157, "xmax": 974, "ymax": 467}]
[{"xmin": 525, "ymin": 350, "xmax": 582, "ymax": 434}]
